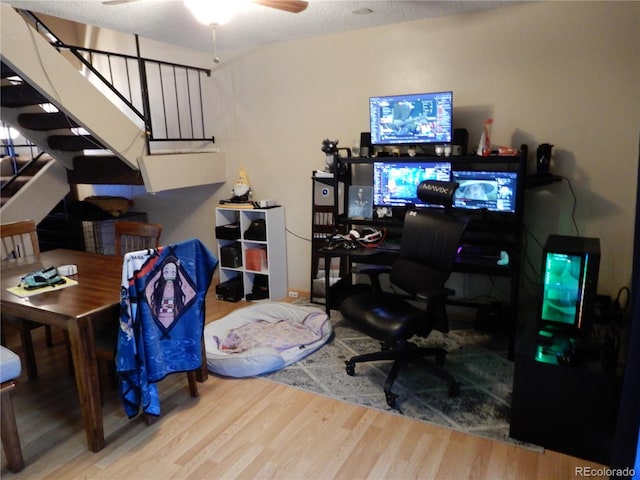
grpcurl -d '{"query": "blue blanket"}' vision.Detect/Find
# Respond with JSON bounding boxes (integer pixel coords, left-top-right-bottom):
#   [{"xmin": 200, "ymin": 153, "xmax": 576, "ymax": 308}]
[{"xmin": 116, "ymin": 238, "xmax": 217, "ymax": 418}]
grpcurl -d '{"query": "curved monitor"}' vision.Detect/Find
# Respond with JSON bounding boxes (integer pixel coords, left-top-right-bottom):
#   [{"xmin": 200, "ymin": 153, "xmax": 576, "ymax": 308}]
[{"xmin": 369, "ymin": 91, "xmax": 453, "ymax": 146}]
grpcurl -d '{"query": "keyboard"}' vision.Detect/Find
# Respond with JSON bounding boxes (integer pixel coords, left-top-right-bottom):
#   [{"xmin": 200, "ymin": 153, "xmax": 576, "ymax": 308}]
[{"xmin": 376, "ymin": 238, "xmax": 402, "ymax": 251}]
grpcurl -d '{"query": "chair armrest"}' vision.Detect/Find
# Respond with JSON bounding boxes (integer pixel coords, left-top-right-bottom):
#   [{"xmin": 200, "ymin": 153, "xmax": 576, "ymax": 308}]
[
  {"xmin": 415, "ymin": 287, "xmax": 455, "ymax": 302},
  {"xmin": 352, "ymin": 265, "xmax": 391, "ymax": 295},
  {"xmin": 353, "ymin": 265, "xmax": 391, "ymax": 278}
]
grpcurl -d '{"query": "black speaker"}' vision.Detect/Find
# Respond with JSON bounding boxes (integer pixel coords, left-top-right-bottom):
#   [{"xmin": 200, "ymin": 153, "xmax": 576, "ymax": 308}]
[
  {"xmin": 453, "ymin": 128, "xmax": 469, "ymax": 156},
  {"xmin": 360, "ymin": 132, "xmax": 371, "ymax": 157}
]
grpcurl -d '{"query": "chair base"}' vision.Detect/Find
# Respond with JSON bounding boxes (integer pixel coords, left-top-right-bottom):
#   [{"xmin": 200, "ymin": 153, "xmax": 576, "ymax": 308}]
[{"xmin": 345, "ymin": 341, "xmax": 460, "ymax": 408}]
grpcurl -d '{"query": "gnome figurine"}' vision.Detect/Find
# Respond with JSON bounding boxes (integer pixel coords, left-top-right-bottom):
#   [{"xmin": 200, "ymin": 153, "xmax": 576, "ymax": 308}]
[{"xmin": 229, "ymin": 167, "xmax": 252, "ymax": 202}]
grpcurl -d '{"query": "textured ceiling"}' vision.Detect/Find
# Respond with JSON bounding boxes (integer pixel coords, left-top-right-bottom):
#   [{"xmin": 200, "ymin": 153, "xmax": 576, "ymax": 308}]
[{"xmin": 3, "ymin": 0, "xmax": 519, "ymax": 57}]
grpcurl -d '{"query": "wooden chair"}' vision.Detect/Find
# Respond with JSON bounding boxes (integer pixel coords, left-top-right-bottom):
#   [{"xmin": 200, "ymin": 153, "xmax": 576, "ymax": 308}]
[
  {"xmin": 1, "ymin": 346, "xmax": 24, "ymax": 472},
  {"xmin": 96, "ymin": 221, "xmax": 163, "ymax": 389},
  {"xmin": 114, "ymin": 221, "xmax": 163, "ymax": 256},
  {"xmin": 114, "ymin": 239, "xmax": 215, "ymax": 424},
  {"xmin": 0, "ymin": 220, "xmax": 54, "ymax": 380}
]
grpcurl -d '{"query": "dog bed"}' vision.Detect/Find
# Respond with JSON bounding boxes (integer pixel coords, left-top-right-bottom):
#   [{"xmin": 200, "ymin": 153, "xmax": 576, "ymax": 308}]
[{"xmin": 204, "ymin": 302, "xmax": 332, "ymax": 377}]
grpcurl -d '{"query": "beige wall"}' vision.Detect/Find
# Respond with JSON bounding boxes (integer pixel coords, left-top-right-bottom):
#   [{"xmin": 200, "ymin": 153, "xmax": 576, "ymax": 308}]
[
  {"xmin": 82, "ymin": 1, "xmax": 639, "ymax": 300},
  {"xmin": 199, "ymin": 1, "xmax": 638, "ymax": 299}
]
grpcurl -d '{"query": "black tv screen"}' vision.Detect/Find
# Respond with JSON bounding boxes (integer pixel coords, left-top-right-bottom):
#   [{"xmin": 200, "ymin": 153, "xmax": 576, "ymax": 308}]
[{"xmin": 369, "ymin": 91, "xmax": 453, "ymax": 146}]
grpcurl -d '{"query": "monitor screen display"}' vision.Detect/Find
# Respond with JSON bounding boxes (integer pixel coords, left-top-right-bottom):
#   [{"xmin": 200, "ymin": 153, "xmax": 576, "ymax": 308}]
[
  {"xmin": 369, "ymin": 91, "xmax": 453, "ymax": 146},
  {"xmin": 452, "ymin": 170, "xmax": 518, "ymax": 214},
  {"xmin": 373, "ymin": 161, "xmax": 451, "ymax": 207}
]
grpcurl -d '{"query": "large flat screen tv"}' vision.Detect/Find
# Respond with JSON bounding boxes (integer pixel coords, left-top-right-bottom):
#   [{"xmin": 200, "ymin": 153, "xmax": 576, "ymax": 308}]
[
  {"xmin": 373, "ymin": 160, "xmax": 451, "ymax": 207},
  {"xmin": 369, "ymin": 91, "xmax": 453, "ymax": 146}
]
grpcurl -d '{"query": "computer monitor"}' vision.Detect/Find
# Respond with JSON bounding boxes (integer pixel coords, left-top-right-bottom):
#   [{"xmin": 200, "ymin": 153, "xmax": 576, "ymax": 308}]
[
  {"xmin": 539, "ymin": 235, "xmax": 601, "ymax": 335},
  {"xmin": 369, "ymin": 91, "xmax": 453, "ymax": 146},
  {"xmin": 373, "ymin": 160, "xmax": 451, "ymax": 207},
  {"xmin": 452, "ymin": 170, "xmax": 518, "ymax": 214}
]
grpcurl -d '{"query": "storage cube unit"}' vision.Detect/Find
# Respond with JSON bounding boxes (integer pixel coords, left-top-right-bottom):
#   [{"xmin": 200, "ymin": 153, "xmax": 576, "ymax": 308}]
[{"xmin": 215, "ymin": 206, "xmax": 287, "ymax": 301}]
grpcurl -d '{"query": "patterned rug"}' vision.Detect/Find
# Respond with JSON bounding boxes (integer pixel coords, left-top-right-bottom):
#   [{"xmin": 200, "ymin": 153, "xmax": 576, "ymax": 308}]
[{"xmin": 262, "ymin": 305, "xmax": 540, "ymax": 450}]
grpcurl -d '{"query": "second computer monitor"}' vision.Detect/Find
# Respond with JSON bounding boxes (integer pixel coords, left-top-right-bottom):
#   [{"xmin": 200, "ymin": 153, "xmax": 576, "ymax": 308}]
[{"xmin": 452, "ymin": 170, "xmax": 518, "ymax": 214}]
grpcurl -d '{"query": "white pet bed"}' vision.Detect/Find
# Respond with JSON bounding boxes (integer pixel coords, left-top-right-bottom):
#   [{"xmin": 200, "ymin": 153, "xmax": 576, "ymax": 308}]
[{"xmin": 204, "ymin": 302, "xmax": 332, "ymax": 378}]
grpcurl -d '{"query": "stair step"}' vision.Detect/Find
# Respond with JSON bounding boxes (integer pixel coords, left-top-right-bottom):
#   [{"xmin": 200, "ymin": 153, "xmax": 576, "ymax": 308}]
[
  {"xmin": 1, "ymin": 62, "xmax": 18, "ymax": 79},
  {"xmin": 0, "ymin": 177, "xmax": 29, "ymax": 197},
  {"xmin": 48, "ymin": 135, "xmax": 105, "ymax": 151},
  {"xmin": 0, "ymin": 84, "xmax": 49, "ymax": 108},
  {"xmin": 18, "ymin": 158, "xmax": 50, "ymax": 177},
  {"xmin": 18, "ymin": 112, "xmax": 80, "ymax": 131},
  {"xmin": 68, "ymin": 155, "xmax": 144, "ymax": 185}
]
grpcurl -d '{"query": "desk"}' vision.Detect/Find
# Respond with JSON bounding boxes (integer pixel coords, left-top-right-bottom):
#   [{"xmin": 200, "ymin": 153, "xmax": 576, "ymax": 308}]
[
  {"xmin": 1, "ymin": 249, "xmax": 122, "ymax": 452},
  {"xmin": 319, "ymin": 245, "xmax": 518, "ymax": 359}
]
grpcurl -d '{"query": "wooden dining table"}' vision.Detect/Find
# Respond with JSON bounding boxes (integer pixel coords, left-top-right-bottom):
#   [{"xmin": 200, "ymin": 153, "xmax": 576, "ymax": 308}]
[{"xmin": 1, "ymin": 249, "xmax": 123, "ymax": 452}]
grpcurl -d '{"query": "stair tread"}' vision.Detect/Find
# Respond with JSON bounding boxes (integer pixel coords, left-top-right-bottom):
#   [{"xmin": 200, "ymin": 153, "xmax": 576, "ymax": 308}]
[
  {"xmin": 70, "ymin": 155, "xmax": 144, "ymax": 185},
  {"xmin": 1, "ymin": 62, "xmax": 18, "ymax": 79},
  {"xmin": 18, "ymin": 112, "xmax": 80, "ymax": 131},
  {"xmin": 48, "ymin": 135, "xmax": 105, "ymax": 151},
  {"xmin": 1, "ymin": 84, "xmax": 49, "ymax": 108}
]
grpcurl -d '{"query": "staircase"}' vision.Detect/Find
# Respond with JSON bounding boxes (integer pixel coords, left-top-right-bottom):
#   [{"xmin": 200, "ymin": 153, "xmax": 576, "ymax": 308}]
[{"xmin": 0, "ymin": 5, "xmax": 226, "ymax": 224}]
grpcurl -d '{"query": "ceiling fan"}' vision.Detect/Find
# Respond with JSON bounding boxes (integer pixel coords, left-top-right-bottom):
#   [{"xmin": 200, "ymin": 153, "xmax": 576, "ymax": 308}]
[
  {"xmin": 102, "ymin": 0, "xmax": 309, "ymax": 15},
  {"xmin": 103, "ymin": 0, "xmax": 308, "ymax": 64}
]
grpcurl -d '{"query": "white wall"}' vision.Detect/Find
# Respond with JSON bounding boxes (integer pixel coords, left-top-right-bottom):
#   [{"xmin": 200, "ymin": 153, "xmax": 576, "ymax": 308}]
[
  {"xmin": 82, "ymin": 1, "xmax": 638, "ymax": 300},
  {"xmin": 204, "ymin": 1, "xmax": 639, "ymax": 299}
]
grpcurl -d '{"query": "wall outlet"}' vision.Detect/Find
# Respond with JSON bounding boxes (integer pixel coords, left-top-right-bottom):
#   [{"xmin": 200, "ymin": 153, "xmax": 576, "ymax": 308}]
[{"xmin": 288, "ymin": 291, "xmax": 299, "ymax": 298}]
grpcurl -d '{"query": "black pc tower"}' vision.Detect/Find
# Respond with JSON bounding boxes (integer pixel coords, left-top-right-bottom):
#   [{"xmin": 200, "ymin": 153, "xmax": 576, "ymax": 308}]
[{"xmin": 509, "ymin": 234, "xmax": 620, "ymax": 465}]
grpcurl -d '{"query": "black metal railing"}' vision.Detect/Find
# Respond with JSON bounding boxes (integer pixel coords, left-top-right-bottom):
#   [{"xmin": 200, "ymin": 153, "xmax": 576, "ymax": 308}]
[
  {"xmin": 1, "ymin": 123, "xmax": 47, "ymax": 192},
  {"xmin": 21, "ymin": 10, "xmax": 214, "ymax": 155}
]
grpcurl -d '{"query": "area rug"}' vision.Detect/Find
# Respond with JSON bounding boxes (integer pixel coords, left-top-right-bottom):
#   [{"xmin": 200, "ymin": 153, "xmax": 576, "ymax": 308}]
[{"xmin": 261, "ymin": 304, "xmax": 541, "ymax": 450}]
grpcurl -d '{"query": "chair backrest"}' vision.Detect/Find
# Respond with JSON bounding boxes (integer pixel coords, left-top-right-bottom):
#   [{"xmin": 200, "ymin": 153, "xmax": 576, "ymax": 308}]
[
  {"xmin": 0, "ymin": 220, "xmax": 40, "ymax": 262},
  {"xmin": 390, "ymin": 208, "xmax": 467, "ymax": 295},
  {"xmin": 114, "ymin": 221, "xmax": 162, "ymax": 256}
]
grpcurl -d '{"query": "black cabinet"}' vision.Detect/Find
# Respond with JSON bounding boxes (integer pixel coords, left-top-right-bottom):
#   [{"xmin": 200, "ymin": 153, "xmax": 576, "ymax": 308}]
[{"xmin": 509, "ymin": 340, "xmax": 622, "ymax": 464}]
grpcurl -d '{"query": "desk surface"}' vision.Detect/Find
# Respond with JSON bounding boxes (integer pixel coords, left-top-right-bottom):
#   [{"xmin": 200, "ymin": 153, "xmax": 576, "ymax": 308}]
[
  {"xmin": 2, "ymin": 249, "xmax": 122, "ymax": 325},
  {"xmin": 319, "ymin": 246, "xmax": 509, "ymax": 273}
]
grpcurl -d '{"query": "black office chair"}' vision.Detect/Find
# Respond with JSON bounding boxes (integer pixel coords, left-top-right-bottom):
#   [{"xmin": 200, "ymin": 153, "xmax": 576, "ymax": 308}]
[{"xmin": 340, "ymin": 180, "xmax": 468, "ymax": 407}]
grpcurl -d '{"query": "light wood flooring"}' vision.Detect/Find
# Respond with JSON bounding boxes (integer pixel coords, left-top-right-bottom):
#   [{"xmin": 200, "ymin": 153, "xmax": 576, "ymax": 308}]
[{"xmin": 1, "ymin": 291, "xmax": 607, "ymax": 479}]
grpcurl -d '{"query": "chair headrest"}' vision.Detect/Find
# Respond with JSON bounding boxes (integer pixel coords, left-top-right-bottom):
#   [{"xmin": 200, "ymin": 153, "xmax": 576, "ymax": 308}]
[{"xmin": 416, "ymin": 180, "xmax": 460, "ymax": 208}]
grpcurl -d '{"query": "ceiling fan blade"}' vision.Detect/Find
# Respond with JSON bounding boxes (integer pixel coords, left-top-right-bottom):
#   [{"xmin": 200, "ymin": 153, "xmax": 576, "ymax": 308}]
[{"xmin": 251, "ymin": 0, "xmax": 308, "ymax": 14}]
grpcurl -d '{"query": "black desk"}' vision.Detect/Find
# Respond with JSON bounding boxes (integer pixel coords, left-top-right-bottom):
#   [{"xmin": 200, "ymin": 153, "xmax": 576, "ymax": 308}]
[{"xmin": 319, "ymin": 245, "xmax": 518, "ymax": 359}]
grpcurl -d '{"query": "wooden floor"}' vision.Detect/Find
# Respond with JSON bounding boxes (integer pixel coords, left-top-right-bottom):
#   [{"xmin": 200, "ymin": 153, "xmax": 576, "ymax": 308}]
[{"xmin": 1, "ymin": 291, "xmax": 607, "ymax": 479}]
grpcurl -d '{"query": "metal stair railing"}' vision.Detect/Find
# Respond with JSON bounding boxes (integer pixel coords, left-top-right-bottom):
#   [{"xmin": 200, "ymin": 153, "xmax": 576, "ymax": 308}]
[
  {"xmin": 1, "ymin": 121, "xmax": 47, "ymax": 194},
  {"xmin": 19, "ymin": 9, "xmax": 214, "ymax": 156}
]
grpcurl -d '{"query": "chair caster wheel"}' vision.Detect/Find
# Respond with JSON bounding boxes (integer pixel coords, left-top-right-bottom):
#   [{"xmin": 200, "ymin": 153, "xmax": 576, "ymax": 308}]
[
  {"xmin": 385, "ymin": 390, "xmax": 398, "ymax": 408},
  {"xmin": 345, "ymin": 360, "xmax": 355, "ymax": 376},
  {"xmin": 448, "ymin": 382, "xmax": 460, "ymax": 397},
  {"xmin": 435, "ymin": 352, "xmax": 446, "ymax": 366}
]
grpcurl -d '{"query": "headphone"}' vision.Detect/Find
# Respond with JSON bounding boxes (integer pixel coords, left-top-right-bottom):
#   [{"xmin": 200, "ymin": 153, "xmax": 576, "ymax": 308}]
[{"xmin": 349, "ymin": 227, "xmax": 384, "ymax": 245}]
